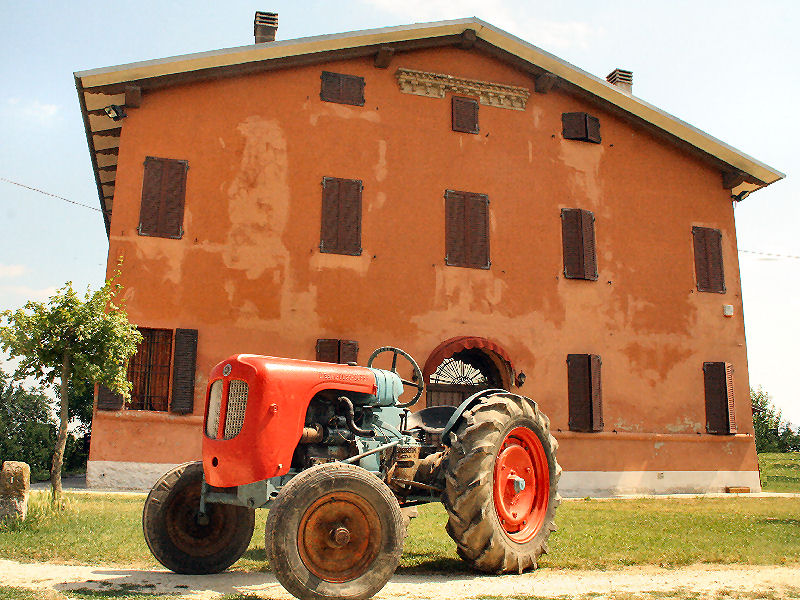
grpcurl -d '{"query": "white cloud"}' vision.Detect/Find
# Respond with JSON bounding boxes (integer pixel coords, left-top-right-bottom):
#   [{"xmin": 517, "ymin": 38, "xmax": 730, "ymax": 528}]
[
  {"xmin": 357, "ymin": 0, "xmax": 600, "ymax": 50},
  {"xmin": 2, "ymin": 97, "xmax": 60, "ymax": 125},
  {"xmin": 0, "ymin": 264, "xmax": 27, "ymax": 278},
  {"xmin": 0, "ymin": 284, "xmax": 58, "ymax": 309}
]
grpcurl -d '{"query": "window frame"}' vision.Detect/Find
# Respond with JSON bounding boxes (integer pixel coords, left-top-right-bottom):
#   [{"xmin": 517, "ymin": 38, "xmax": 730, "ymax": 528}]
[
  {"xmin": 562, "ymin": 112, "xmax": 601, "ymax": 144},
  {"xmin": 320, "ymin": 71, "xmax": 366, "ymax": 106},
  {"xmin": 445, "ymin": 189, "xmax": 490, "ymax": 270},
  {"xmin": 692, "ymin": 226, "xmax": 726, "ymax": 293},
  {"xmin": 452, "ymin": 96, "xmax": 479, "ymax": 134},
  {"xmin": 320, "ymin": 176, "xmax": 363, "ymax": 256},
  {"xmin": 561, "ymin": 208, "xmax": 598, "ymax": 280},
  {"xmin": 138, "ymin": 156, "xmax": 188, "ymax": 239},
  {"xmin": 567, "ymin": 353, "xmax": 603, "ymax": 432}
]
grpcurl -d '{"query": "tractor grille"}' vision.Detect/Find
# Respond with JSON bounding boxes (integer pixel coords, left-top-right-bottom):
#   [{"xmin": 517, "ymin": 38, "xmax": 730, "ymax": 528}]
[
  {"xmin": 204, "ymin": 379, "xmax": 248, "ymax": 439},
  {"xmin": 223, "ymin": 380, "xmax": 248, "ymax": 439},
  {"xmin": 206, "ymin": 380, "xmax": 223, "ymax": 438}
]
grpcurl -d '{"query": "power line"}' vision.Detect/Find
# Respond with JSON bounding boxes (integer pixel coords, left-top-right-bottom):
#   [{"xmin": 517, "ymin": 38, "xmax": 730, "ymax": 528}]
[
  {"xmin": 2, "ymin": 175, "xmax": 800, "ymax": 261},
  {"xmin": 1, "ymin": 177, "xmax": 103, "ymax": 213},
  {"xmin": 739, "ymin": 249, "xmax": 800, "ymax": 261}
]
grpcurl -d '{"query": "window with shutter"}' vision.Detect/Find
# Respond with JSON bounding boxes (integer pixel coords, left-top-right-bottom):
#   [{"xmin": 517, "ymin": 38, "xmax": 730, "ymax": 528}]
[
  {"xmin": 561, "ymin": 208, "xmax": 598, "ymax": 280},
  {"xmin": 562, "ymin": 112, "xmax": 602, "ymax": 144},
  {"xmin": 316, "ymin": 339, "xmax": 359, "ymax": 364},
  {"xmin": 320, "ymin": 71, "xmax": 365, "ymax": 106},
  {"xmin": 704, "ymin": 362, "xmax": 737, "ymax": 434},
  {"xmin": 452, "ymin": 96, "xmax": 479, "ymax": 134},
  {"xmin": 138, "ymin": 156, "xmax": 188, "ymax": 239},
  {"xmin": 170, "ymin": 329, "xmax": 198, "ymax": 414},
  {"xmin": 692, "ymin": 226, "xmax": 725, "ymax": 293},
  {"xmin": 127, "ymin": 328, "xmax": 173, "ymax": 411},
  {"xmin": 567, "ymin": 354, "xmax": 603, "ymax": 432},
  {"xmin": 320, "ymin": 177, "xmax": 362, "ymax": 256},
  {"xmin": 445, "ymin": 190, "xmax": 490, "ymax": 269}
]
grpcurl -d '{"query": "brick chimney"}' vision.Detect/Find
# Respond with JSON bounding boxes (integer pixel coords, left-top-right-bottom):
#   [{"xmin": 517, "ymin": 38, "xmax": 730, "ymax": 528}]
[
  {"xmin": 606, "ymin": 68, "xmax": 633, "ymax": 93},
  {"xmin": 254, "ymin": 11, "xmax": 278, "ymax": 43}
]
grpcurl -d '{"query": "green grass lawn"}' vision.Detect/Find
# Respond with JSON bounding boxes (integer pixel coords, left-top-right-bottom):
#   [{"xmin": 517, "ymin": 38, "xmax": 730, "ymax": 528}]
[
  {"xmin": 759, "ymin": 452, "xmax": 800, "ymax": 492},
  {"xmin": 2, "ymin": 491, "xmax": 799, "ymax": 572}
]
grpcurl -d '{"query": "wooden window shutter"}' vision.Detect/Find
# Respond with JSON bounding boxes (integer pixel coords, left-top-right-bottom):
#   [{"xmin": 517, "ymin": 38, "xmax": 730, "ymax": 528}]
[
  {"xmin": 692, "ymin": 226, "xmax": 725, "ymax": 293},
  {"xmin": 452, "ymin": 96, "xmax": 479, "ymax": 134},
  {"xmin": 320, "ymin": 177, "xmax": 362, "ymax": 256},
  {"xmin": 316, "ymin": 339, "xmax": 340, "ymax": 363},
  {"xmin": 561, "ymin": 208, "xmax": 598, "ymax": 280},
  {"xmin": 96, "ymin": 385, "xmax": 123, "ymax": 411},
  {"xmin": 568, "ymin": 354, "xmax": 603, "ymax": 432},
  {"xmin": 339, "ymin": 340, "xmax": 359, "ymax": 364},
  {"xmin": 562, "ymin": 112, "xmax": 601, "ymax": 144},
  {"xmin": 170, "ymin": 329, "xmax": 198, "ymax": 414},
  {"xmin": 138, "ymin": 156, "xmax": 188, "ymax": 239},
  {"xmin": 320, "ymin": 71, "xmax": 365, "ymax": 106},
  {"xmin": 465, "ymin": 193, "xmax": 490, "ymax": 268},
  {"xmin": 445, "ymin": 191, "xmax": 467, "ymax": 267},
  {"xmin": 704, "ymin": 361, "xmax": 736, "ymax": 434},
  {"xmin": 445, "ymin": 190, "xmax": 489, "ymax": 269},
  {"xmin": 586, "ymin": 115, "xmax": 601, "ymax": 143}
]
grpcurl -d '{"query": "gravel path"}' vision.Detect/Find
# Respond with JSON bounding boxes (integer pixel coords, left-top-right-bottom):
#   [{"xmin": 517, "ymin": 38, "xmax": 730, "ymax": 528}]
[{"xmin": 1, "ymin": 559, "xmax": 799, "ymax": 599}]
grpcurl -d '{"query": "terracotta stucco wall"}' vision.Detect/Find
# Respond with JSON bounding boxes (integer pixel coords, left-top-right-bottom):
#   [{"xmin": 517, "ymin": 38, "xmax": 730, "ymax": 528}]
[{"xmin": 89, "ymin": 46, "xmax": 757, "ymax": 476}]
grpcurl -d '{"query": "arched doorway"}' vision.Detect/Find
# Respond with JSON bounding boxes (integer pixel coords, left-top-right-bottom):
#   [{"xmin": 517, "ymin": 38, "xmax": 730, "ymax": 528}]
[{"xmin": 423, "ymin": 337, "xmax": 514, "ymax": 407}]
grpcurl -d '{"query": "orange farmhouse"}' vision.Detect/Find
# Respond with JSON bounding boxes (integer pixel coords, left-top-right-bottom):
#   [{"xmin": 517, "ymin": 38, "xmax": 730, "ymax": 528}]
[{"xmin": 74, "ymin": 16, "xmax": 784, "ymax": 494}]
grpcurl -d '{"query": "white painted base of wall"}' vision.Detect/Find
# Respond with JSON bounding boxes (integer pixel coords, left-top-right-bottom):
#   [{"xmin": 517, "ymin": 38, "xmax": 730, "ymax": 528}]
[
  {"xmin": 559, "ymin": 470, "xmax": 762, "ymax": 497},
  {"xmin": 89, "ymin": 460, "xmax": 762, "ymax": 497},
  {"xmin": 87, "ymin": 461, "xmax": 183, "ymax": 491}
]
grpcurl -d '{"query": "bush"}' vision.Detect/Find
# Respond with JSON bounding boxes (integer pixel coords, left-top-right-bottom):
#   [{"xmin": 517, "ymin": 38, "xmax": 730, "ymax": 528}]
[
  {"xmin": 751, "ymin": 387, "xmax": 800, "ymax": 453},
  {"xmin": 0, "ymin": 369, "xmax": 90, "ymax": 481}
]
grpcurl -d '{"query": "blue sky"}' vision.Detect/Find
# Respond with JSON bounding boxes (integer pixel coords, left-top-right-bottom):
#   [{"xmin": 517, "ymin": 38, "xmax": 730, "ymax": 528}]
[{"xmin": 1, "ymin": 1, "xmax": 798, "ymax": 424}]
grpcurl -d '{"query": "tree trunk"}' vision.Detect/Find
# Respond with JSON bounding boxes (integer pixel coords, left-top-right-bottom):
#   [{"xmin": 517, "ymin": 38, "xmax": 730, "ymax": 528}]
[{"xmin": 51, "ymin": 352, "xmax": 71, "ymax": 503}]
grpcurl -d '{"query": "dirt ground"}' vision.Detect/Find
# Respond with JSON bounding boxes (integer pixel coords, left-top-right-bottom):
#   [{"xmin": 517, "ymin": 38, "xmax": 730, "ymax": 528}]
[{"xmin": 1, "ymin": 559, "xmax": 799, "ymax": 600}]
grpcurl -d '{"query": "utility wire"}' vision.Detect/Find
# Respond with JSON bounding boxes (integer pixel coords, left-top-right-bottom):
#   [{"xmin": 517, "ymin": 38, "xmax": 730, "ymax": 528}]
[
  {"xmin": 3, "ymin": 176, "xmax": 800, "ymax": 260},
  {"xmin": 738, "ymin": 249, "xmax": 800, "ymax": 261},
  {"xmin": 1, "ymin": 177, "xmax": 102, "ymax": 213}
]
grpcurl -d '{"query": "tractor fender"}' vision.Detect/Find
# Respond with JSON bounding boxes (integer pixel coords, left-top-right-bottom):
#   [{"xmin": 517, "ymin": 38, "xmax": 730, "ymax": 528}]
[{"xmin": 440, "ymin": 388, "xmax": 509, "ymax": 446}]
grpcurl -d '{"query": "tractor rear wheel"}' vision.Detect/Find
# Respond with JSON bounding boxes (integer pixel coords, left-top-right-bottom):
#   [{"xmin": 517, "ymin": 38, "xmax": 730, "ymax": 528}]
[
  {"xmin": 265, "ymin": 463, "xmax": 404, "ymax": 600},
  {"xmin": 444, "ymin": 393, "xmax": 560, "ymax": 573},
  {"xmin": 143, "ymin": 461, "xmax": 255, "ymax": 574}
]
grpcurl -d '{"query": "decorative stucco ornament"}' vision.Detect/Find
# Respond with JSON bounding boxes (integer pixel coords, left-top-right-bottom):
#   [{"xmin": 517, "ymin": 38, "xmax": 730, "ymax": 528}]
[{"xmin": 395, "ymin": 68, "xmax": 530, "ymax": 111}]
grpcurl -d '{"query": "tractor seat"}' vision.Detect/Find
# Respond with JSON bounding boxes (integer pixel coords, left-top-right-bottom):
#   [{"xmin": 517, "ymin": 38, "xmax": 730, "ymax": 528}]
[{"xmin": 404, "ymin": 405, "xmax": 457, "ymax": 434}]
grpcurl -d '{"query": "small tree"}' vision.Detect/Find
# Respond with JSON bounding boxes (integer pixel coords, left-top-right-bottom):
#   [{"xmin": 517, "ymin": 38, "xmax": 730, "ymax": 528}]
[{"xmin": 0, "ymin": 277, "xmax": 141, "ymax": 501}]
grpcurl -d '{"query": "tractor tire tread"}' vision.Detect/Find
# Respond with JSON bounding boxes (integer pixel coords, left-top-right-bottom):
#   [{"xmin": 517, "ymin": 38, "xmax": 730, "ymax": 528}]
[{"xmin": 443, "ymin": 394, "xmax": 560, "ymax": 574}]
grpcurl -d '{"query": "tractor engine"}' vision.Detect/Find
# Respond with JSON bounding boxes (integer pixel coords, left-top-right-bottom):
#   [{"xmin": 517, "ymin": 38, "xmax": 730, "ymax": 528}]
[{"xmin": 200, "ymin": 350, "xmax": 445, "ymax": 495}]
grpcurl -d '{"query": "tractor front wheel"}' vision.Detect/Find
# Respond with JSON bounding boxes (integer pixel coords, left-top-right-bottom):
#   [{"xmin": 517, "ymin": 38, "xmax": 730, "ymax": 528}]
[
  {"xmin": 444, "ymin": 393, "xmax": 560, "ymax": 573},
  {"xmin": 142, "ymin": 461, "xmax": 255, "ymax": 574},
  {"xmin": 265, "ymin": 463, "xmax": 404, "ymax": 600}
]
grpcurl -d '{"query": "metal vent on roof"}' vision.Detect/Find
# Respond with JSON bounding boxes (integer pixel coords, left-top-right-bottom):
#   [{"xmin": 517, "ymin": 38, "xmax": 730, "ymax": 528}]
[
  {"xmin": 254, "ymin": 11, "xmax": 278, "ymax": 43},
  {"xmin": 606, "ymin": 68, "xmax": 633, "ymax": 93}
]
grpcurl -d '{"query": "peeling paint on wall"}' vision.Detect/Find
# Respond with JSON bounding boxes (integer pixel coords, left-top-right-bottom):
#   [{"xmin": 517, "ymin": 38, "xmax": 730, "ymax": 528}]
[
  {"xmin": 559, "ymin": 139, "xmax": 604, "ymax": 204},
  {"xmin": 375, "ymin": 140, "xmax": 388, "ymax": 182}
]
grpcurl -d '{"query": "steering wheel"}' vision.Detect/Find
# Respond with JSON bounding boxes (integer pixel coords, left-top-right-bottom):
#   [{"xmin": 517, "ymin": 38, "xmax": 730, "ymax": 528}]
[{"xmin": 367, "ymin": 346, "xmax": 424, "ymax": 408}]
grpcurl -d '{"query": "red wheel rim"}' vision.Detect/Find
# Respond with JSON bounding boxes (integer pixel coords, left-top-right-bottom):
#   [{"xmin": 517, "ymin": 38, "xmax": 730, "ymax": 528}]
[{"xmin": 493, "ymin": 426, "xmax": 550, "ymax": 543}]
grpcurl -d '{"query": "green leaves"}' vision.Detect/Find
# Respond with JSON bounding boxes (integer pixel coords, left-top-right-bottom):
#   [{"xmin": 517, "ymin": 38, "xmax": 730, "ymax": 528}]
[{"xmin": 0, "ymin": 276, "xmax": 142, "ymax": 399}]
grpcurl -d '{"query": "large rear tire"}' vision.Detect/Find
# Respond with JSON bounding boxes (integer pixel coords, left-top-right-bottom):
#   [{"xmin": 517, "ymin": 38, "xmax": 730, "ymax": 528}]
[
  {"xmin": 444, "ymin": 393, "xmax": 560, "ymax": 573},
  {"xmin": 143, "ymin": 461, "xmax": 255, "ymax": 574},
  {"xmin": 265, "ymin": 463, "xmax": 404, "ymax": 600}
]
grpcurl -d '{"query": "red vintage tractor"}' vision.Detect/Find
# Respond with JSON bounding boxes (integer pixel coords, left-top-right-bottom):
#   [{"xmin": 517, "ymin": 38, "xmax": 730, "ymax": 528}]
[{"xmin": 143, "ymin": 347, "xmax": 560, "ymax": 600}]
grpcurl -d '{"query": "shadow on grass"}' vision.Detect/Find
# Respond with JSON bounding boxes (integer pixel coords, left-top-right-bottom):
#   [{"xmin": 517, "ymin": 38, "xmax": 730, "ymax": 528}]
[
  {"xmin": 397, "ymin": 555, "xmax": 472, "ymax": 574},
  {"xmin": 240, "ymin": 548, "xmax": 268, "ymax": 562}
]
